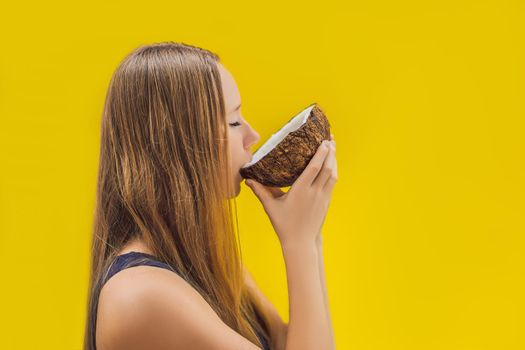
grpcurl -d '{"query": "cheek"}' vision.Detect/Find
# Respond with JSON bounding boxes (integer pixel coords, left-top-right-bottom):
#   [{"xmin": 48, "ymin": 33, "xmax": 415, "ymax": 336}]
[
  {"xmin": 228, "ymin": 136, "xmax": 242, "ymax": 160},
  {"xmin": 227, "ymin": 144, "xmax": 238, "ymax": 174},
  {"xmin": 230, "ymin": 149, "xmax": 240, "ymax": 171}
]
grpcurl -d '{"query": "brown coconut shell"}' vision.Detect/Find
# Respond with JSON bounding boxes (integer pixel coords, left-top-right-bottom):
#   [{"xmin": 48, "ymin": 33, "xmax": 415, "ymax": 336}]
[{"xmin": 240, "ymin": 103, "xmax": 331, "ymax": 187}]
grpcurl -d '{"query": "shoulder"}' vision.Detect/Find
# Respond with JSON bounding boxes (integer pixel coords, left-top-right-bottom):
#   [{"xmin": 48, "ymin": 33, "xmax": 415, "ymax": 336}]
[{"xmin": 96, "ymin": 265, "xmax": 260, "ymax": 350}]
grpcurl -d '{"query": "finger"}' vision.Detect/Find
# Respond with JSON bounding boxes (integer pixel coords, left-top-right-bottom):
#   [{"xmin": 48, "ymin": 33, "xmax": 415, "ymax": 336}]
[
  {"xmin": 246, "ymin": 179, "xmax": 285, "ymax": 200},
  {"xmin": 333, "ymin": 154, "xmax": 338, "ymax": 178},
  {"xmin": 246, "ymin": 180, "xmax": 273, "ymax": 208},
  {"xmin": 323, "ymin": 153, "xmax": 338, "ymax": 193},
  {"xmin": 330, "ymin": 141, "xmax": 337, "ymax": 179},
  {"xmin": 294, "ymin": 140, "xmax": 331, "ymax": 188},
  {"xmin": 267, "ymin": 185, "xmax": 286, "ymax": 198},
  {"xmin": 313, "ymin": 142, "xmax": 336, "ymax": 190}
]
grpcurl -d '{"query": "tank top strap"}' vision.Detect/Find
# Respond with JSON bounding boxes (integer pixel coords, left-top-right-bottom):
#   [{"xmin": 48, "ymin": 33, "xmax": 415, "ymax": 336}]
[{"xmin": 101, "ymin": 251, "xmax": 177, "ymax": 286}]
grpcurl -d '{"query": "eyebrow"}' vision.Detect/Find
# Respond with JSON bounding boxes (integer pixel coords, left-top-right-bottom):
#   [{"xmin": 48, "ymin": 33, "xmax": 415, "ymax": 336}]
[{"xmin": 230, "ymin": 103, "xmax": 241, "ymax": 114}]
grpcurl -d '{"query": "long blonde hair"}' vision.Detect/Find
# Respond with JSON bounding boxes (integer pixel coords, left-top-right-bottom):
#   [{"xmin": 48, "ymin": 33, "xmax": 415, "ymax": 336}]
[{"xmin": 84, "ymin": 41, "xmax": 272, "ymax": 349}]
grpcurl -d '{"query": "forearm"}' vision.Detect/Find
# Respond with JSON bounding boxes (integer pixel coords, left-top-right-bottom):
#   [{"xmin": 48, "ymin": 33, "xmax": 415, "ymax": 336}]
[
  {"xmin": 316, "ymin": 234, "xmax": 335, "ymax": 348},
  {"xmin": 281, "ymin": 239, "xmax": 333, "ymax": 350}
]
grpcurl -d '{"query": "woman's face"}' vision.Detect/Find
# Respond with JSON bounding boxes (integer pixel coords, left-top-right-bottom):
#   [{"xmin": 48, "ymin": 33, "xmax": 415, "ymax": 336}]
[{"xmin": 218, "ymin": 63, "xmax": 260, "ymax": 198}]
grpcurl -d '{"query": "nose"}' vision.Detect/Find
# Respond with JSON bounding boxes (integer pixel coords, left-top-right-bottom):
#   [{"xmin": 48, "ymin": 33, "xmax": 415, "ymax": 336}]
[{"xmin": 246, "ymin": 125, "xmax": 260, "ymax": 151}]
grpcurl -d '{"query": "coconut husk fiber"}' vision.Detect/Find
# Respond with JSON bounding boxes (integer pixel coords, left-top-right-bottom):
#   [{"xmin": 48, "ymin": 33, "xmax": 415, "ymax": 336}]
[{"xmin": 240, "ymin": 103, "xmax": 331, "ymax": 187}]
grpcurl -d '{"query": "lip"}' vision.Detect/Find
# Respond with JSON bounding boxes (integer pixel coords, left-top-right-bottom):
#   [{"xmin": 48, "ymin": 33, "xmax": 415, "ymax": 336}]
[{"xmin": 238, "ymin": 155, "xmax": 253, "ymax": 175}]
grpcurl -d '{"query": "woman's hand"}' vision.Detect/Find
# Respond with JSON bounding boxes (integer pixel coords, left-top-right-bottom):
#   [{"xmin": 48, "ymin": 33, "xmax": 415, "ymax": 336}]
[{"xmin": 246, "ymin": 134, "xmax": 337, "ymax": 248}]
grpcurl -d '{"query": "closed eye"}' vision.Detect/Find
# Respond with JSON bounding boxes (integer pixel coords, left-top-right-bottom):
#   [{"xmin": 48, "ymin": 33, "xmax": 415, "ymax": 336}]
[{"xmin": 229, "ymin": 122, "xmax": 241, "ymax": 127}]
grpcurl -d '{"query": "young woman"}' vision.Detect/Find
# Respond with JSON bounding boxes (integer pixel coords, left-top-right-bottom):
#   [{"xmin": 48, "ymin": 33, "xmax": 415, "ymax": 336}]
[{"xmin": 84, "ymin": 41, "xmax": 337, "ymax": 350}]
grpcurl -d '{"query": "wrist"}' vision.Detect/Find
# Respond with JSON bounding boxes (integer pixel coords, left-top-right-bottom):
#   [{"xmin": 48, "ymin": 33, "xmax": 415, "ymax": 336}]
[{"xmin": 280, "ymin": 236, "xmax": 318, "ymax": 256}]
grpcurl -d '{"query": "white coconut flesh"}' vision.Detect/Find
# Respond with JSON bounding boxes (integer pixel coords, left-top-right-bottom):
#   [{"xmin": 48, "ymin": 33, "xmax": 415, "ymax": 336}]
[{"xmin": 242, "ymin": 104, "xmax": 316, "ymax": 168}]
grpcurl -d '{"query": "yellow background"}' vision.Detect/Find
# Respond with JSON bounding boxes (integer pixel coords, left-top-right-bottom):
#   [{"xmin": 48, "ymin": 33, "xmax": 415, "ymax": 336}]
[{"xmin": 1, "ymin": 0, "xmax": 524, "ymax": 349}]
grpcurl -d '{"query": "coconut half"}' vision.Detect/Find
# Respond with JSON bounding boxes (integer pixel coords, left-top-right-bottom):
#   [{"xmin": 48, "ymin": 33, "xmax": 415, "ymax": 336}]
[{"xmin": 240, "ymin": 103, "xmax": 331, "ymax": 187}]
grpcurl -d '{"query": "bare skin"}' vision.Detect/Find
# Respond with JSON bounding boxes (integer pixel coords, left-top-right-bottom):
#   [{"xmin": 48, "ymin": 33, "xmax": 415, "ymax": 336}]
[
  {"xmin": 219, "ymin": 62, "xmax": 261, "ymax": 198},
  {"xmin": 96, "ymin": 63, "xmax": 338, "ymax": 349}
]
